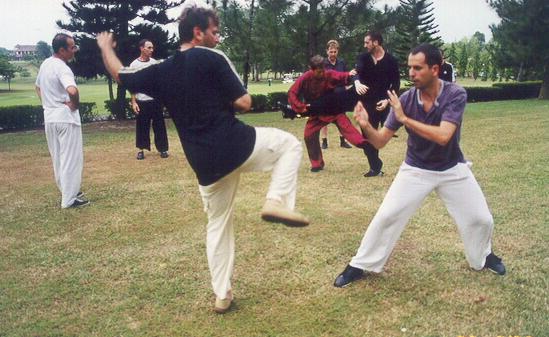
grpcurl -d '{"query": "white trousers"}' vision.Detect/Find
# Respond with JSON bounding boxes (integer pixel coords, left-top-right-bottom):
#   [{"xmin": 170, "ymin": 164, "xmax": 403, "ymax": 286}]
[
  {"xmin": 45, "ymin": 123, "xmax": 83, "ymax": 208},
  {"xmin": 198, "ymin": 127, "xmax": 303, "ymax": 299},
  {"xmin": 350, "ymin": 162, "xmax": 493, "ymax": 272}
]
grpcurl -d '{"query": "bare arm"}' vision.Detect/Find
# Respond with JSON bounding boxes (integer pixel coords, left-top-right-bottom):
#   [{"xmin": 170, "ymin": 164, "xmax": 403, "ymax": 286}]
[
  {"xmin": 35, "ymin": 86, "xmax": 41, "ymax": 102},
  {"xmin": 387, "ymin": 90, "xmax": 457, "ymax": 146},
  {"xmin": 131, "ymin": 94, "xmax": 140, "ymax": 114},
  {"xmin": 353, "ymin": 101, "xmax": 394, "ymax": 149},
  {"xmin": 66, "ymin": 85, "xmax": 79, "ymax": 111},
  {"xmin": 233, "ymin": 93, "xmax": 251, "ymax": 112},
  {"xmin": 96, "ymin": 32, "xmax": 123, "ymax": 83}
]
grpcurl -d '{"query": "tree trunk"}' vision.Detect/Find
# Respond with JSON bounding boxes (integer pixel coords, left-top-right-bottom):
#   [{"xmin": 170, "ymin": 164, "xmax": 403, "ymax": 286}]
[
  {"xmin": 243, "ymin": 0, "xmax": 256, "ymax": 88},
  {"xmin": 539, "ymin": 67, "xmax": 549, "ymax": 99},
  {"xmin": 115, "ymin": 85, "xmax": 127, "ymax": 120}
]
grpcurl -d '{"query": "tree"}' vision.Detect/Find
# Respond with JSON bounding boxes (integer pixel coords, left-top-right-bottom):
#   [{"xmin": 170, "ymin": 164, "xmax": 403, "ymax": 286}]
[
  {"xmin": 57, "ymin": 0, "xmax": 182, "ymax": 119},
  {"xmin": 0, "ymin": 55, "xmax": 19, "ymax": 91},
  {"xmin": 393, "ymin": 0, "xmax": 443, "ymax": 74},
  {"xmin": 35, "ymin": 41, "xmax": 52, "ymax": 60},
  {"xmin": 488, "ymin": 0, "xmax": 549, "ymax": 98}
]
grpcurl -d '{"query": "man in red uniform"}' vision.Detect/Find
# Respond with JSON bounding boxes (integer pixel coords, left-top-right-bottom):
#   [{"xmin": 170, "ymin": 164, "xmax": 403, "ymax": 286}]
[{"xmin": 288, "ymin": 55, "xmax": 367, "ymax": 172}]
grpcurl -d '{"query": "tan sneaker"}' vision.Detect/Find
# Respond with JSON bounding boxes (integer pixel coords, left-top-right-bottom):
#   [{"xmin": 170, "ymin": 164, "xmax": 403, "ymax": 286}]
[
  {"xmin": 213, "ymin": 290, "xmax": 233, "ymax": 314},
  {"xmin": 261, "ymin": 199, "xmax": 310, "ymax": 227}
]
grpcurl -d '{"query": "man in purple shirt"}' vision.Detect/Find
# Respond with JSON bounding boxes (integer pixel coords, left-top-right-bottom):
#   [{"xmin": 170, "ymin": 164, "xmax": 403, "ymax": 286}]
[{"xmin": 334, "ymin": 43, "xmax": 506, "ymax": 288}]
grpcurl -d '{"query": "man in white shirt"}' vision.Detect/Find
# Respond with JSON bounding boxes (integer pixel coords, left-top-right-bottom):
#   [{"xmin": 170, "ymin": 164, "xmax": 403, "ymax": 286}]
[
  {"xmin": 35, "ymin": 32, "xmax": 88, "ymax": 208},
  {"xmin": 130, "ymin": 39, "xmax": 169, "ymax": 160}
]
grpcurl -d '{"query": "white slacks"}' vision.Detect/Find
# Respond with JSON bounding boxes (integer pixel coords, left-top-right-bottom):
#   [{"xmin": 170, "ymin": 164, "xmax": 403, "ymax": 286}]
[
  {"xmin": 198, "ymin": 127, "xmax": 303, "ymax": 299},
  {"xmin": 350, "ymin": 162, "xmax": 493, "ymax": 272},
  {"xmin": 45, "ymin": 123, "xmax": 83, "ymax": 208}
]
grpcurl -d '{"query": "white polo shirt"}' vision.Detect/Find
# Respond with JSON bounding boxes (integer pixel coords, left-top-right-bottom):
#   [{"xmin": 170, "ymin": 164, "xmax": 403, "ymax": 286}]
[{"xmin": 129, "ymin": 57, "xmax": 158, "ymax": 101}]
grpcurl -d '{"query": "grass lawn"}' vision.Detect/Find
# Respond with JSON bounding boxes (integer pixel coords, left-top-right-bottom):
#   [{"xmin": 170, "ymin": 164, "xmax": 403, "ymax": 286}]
[{"xmin": 1, "ymin": 99, "xmax": 548, "ymax": 336}]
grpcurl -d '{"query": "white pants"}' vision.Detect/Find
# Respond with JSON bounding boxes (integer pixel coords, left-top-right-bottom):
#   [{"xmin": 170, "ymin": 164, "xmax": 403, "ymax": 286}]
[
  {"xmin": 198, "ymin": 127, "xmax": 303, "ymax": 299},
  {"xmin": 350, "ymin": 162, "xmax": 493, "ymax": 272},
  {"xmin": 45, "ymin": 123, "xmax": 83, "ymax": 208}
]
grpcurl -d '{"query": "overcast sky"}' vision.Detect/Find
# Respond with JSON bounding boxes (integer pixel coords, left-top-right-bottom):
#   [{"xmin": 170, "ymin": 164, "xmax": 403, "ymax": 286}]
[{"xmin": 0, "ymin": 0, "xmax": 500, "ymax": 49}]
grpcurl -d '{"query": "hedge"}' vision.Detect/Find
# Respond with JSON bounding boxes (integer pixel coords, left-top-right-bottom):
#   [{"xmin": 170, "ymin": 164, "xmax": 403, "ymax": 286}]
[
  {"xmin": 466, "ymin": 81, "xmax": 541, "ymax": 102},
  {"xmin": 0, "ymin": 102, "xmax": 98, "ymax": 131}
]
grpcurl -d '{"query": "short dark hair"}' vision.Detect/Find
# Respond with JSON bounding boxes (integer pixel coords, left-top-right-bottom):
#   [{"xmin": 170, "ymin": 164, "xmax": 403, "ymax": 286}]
[
  {"xmin": 139, "ymin": 39, "xmax": 152, "ymax": 48},
  {"xmin": 410, "ymin": 43, "xmax": 442, "ymax": 68},
  {"xmin": 52, "ymin": 33, "xmax": 72, "ymax": 53},
  {"xmin": 367, "ymin": 31, "xmax": 383, "ymax": 46},
  {"xmin": 309, "ymin": 55, "xmax": 325, "ymax": 70},
  {"xmin": 178, "ymin": 6, "xmax": 220, "ymax": 43}
]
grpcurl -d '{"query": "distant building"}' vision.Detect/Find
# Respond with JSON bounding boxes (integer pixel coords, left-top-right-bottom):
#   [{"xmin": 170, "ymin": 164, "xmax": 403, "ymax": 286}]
[{"xmin": 12, "ymin": 45, "xmax": 37, "ymax": 60}]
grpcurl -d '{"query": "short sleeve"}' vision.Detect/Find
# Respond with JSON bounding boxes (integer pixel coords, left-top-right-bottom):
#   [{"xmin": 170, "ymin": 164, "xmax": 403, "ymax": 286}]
[
  {"xmin": 59, "ymin": 65, "xmax": 77, "ymax": 90},
  {"xmin": 119, "ymin": 63, "xmax": 161, "ymax": 99},
  {"xmin": 441, "ymin": 87, "xmax": 466, "ymax": 126}
]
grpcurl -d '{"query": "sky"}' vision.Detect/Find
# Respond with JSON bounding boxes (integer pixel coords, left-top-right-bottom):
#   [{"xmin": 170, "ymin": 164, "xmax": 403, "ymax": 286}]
[{"xmin": 0, "ymin": 0, "xmax": 501, "ymax": 49}]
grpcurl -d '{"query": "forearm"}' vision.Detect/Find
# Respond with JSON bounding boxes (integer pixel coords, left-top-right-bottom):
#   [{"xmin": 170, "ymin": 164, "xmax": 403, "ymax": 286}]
[
  {"xmin": 101, "ymin": 47, "xmax": 123, "ymax": 83},
  {"xmin": 233, "ymin": 94, "xmax": 251, "ymax": 112},
  {"xmin": 359, "ymin": 122, "xmax": 390, "ymax": 149},
  {"xmin": 67, "ymin": 86, "xmax": 80, "ymax": 107},
  {"xmin": 402, "ymin": 118, "xmax": 455, "ymax": 146},
  {"xmin": 35, "ymin": 86, "xmax": 41, "ymax": 102}
]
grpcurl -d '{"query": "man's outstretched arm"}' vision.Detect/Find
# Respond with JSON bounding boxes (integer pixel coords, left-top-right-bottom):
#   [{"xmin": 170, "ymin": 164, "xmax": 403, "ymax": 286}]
[{"xmin": 96, "ymin": 32, "xmax": 123, "ymax": 83}]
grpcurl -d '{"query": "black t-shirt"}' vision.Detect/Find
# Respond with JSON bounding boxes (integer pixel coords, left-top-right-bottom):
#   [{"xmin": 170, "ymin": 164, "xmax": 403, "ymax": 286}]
[
  {"xmin": 119, "ymin": 46, "xmax": 256, "ymax": 185},
  {"xmin": 355, "ymin": 51, "xmax": 400, "ymax": 103}
]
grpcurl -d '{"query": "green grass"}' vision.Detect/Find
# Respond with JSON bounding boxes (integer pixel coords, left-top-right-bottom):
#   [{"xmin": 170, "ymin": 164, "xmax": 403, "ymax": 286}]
[{"xmin": 1, "ymin": 99, "xmax": 548, "ymax": 336}]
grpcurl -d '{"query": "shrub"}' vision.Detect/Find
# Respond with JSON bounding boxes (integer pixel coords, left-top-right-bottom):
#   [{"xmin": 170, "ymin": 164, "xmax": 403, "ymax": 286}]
[
  {"xmin": 250, "ymin": 94, "xmax": 269, "ymax": 112},
  {"xmin": 0, "ymin": 102, "xmax": 98, "ymax": 131},
  {"xmin": 465, "ymin": 81, "xmax": 542, "ymax": 102},
  {"xmin": 104, "ymin": 98, "xmax": 134, "ymax": 120},
  {"xmin": 267, "ymin": 92, "xmax": 289, "ymax": 109}
]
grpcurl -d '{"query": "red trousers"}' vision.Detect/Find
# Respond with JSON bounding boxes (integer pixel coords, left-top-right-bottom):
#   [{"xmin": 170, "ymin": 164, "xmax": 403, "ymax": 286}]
[{"xmin": 303, "ymin": 113, "xmax": 368, "ymax": 169}]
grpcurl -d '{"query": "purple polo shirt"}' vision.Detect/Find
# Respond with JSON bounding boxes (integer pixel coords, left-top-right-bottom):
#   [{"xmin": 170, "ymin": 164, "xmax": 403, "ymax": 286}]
[{"xmin": 384, "ymin": 80, "xmax": 467, "ymax": 171}]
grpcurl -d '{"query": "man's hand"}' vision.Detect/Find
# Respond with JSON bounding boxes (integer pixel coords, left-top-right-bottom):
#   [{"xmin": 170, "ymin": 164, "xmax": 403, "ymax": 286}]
[
  {"xmin": 354, "ymin": 80, "xmax": 369, "ymax": 95},
  {"xmin": 131, "ymin": 100, "xmax": 140, "ymax": 114},
  {"xmin": 96, "ymin": 32, "xmax": 116, "ymax": 50},
  {"xmin": 353, "ymin": 101, "xmax": 370, "ymax": 129},
  {"xmin": 376, "ymin": 99, "xmax": 389, "ymax": 111},
  {"xmin": 349, "ymin": 69, "xmax": 357, "ymax": 76},
  {"xmin": 387, "ymin": 90, "xmax": 406, "ymax": 123},
  {"xmin": 65, "ymin": 100, "xmax": 78, "ymax": 112}
]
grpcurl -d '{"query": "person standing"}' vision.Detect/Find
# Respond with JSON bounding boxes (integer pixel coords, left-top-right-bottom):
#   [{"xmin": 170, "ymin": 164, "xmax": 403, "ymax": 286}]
[
  {"xmin": 439, "ymin": 49, "xmax": 455, "ymax": 82},
  {"xmin": 334, "ymin": 43, "xmax": 505, "ymax": 288},
  {"xmin": 97, "ymin": 6, "xmax": 309, "ymax": 314},
  {"xmin": 35, "ymin": 32, "xmax": 89, "ymax": 208},
  {"xmin": 321, "ymin": 40, "xmax": 352, "ymax": 149},
  {"xmin": 354, "ymin": 31, "xmax": 400, "ymax": 177},
  {"xmin": 129, "ymin": 39, "xmax": 169, "ymax": 160}
]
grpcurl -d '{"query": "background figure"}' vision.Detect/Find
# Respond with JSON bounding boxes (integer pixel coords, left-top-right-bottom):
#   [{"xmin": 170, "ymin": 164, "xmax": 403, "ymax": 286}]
[
  {"xmin": 334, "ymin": 43, "xmax": 505, "ymax": 289},
  {"xmin": 321, "ymin": 40, "xmax": 352, "ymax": 149},
  {"xmin": 97, "ymin": 6, "xmax": 309, "ymax": 315},
  {"xmin": 130, "ymin": 39, "xmax": 169, "ymax": 160},
  {"xmin": 287, "ymin": 55, "xmax": 367, "ymax": 172},
  {"xmin": 354, "ymin": 31, "xmax": 400, "ymax": 177},
  {"xmin": 35, "ymin": 33, "xmax": 88, "ymax": 208},
  {"xmin": 439, "ymin": 49, "xmax": 456, "ymax": 82}
]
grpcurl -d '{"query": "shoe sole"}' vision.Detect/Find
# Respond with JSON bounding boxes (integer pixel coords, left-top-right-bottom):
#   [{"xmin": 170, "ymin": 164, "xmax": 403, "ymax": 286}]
[
  {"xmin": 261, "ymin": 214, "xmax": 309, "ymax": 227},
  {"xmin": 334, "ymin": 275, "xmax": 364, "ymax": 288}
]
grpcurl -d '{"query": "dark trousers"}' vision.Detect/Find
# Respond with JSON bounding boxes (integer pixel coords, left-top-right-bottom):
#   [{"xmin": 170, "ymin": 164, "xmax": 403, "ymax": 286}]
[
  {"xmin": 136, "ymin": 100, "xmax": 169, "ymax": 152},
  {"xmin": 362, "ymin": 100, "xmax": 387, "ymax": 172}
]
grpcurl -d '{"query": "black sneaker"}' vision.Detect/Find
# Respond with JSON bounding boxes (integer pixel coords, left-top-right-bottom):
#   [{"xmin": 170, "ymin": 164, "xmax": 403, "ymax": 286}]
[
  {"xmin": 484, "ymin": 252, "xmax": 506, "ymax": 275},
  {"xmin": 69, "ymin": 198, "xmax": 90, "ymax": 208},
  {"xmin": 364, "ymin": 169, "xmax": 384, "ymax": 177},
  {"xmin": 321, "ymin": 138, "xmax": 328, "ymax": 149},
  {"xmin": 160, "ymin": 151, "xmax": 169, "ymax": 158},
  {"xmin": 310, "ymin": 166, "xmax": 324, "ymax": 173},
  {"xmin": 340, "ymin": 137, "xmax": 352, "ymax": 148},
  {"xmin": 137, "ymin": 151, "xmax": 145, "ymax": 160},
  {"xmin": 334, "ymin": 264, "xmax": 364, "ymax": 288},
  {"xmin": 279, "ymin": 102, "xmax": 298, "ymax": 120}
]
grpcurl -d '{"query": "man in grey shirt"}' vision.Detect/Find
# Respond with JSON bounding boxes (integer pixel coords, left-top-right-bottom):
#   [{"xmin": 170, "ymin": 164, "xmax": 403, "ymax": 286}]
[{"xmin": 334, "ymin": 43, "xmax": 505, "ymax": 288}]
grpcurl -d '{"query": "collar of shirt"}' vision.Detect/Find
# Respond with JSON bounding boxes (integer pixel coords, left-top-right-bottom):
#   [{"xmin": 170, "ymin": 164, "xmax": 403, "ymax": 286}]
[{"xmin": 416, "ymin": 79, "xmax": 444, "ymax": 108}]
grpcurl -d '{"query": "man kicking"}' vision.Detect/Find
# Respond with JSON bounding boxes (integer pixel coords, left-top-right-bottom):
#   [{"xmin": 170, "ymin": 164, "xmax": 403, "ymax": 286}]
[
  {"xmin": 97, "ymin": 6, "xmax": 309, "ymax": 313},
  {"xmin": 287, "ymin": 55, "xmax": 367, "ymax": 172},
  {"xmin": 334, "ymin": 43, "xmax": 505, "ymax": 288}
]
